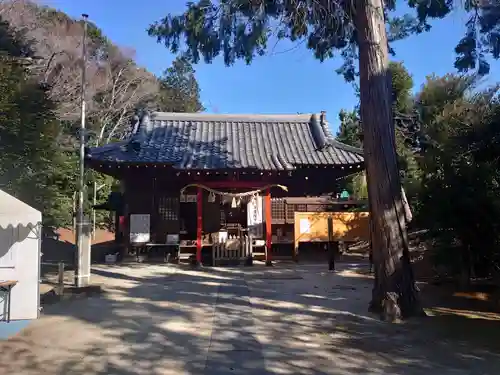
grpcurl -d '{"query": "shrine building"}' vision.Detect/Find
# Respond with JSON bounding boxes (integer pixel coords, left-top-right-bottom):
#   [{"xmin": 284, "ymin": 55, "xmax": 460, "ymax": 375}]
[{"xmin": 85, "ymin": 111, "xmax": 365, "ymax": 265}]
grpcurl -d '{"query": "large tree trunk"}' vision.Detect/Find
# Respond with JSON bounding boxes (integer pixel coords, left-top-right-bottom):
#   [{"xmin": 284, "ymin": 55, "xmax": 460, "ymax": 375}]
[{"xmin": 354, "ymin": 0, "xmax": 424, "ymax": 320}]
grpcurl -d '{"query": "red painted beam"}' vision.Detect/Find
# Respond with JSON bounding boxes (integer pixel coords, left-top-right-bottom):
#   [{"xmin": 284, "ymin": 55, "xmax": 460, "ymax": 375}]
[
  {"xmin": 196, "ymin": 187, "xmax": 203, "ymax": 264},
  {"xmin": 265, "ymin": 188, "xmax": 272, "ymax": 265}
]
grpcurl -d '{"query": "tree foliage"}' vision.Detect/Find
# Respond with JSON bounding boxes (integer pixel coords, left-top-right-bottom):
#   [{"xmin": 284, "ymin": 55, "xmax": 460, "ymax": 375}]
[
  {"xmin": 338, "ymin": 64, "xmax": 500, "ymax": 283},
  {"xmin": 157, "ymin": 55, "xmax": 204, "ymax": 113},
  {"xmin": 1, "ymin": 1, "xmax": 161, "ymax": 144},
  {"xmin": 414, "ymin": 74, "xmax": 500, "ymax": 282},
  {"xmin": 389, "ymin": 62, "xmax": 421, "ymax": 201},
  {"xmin": 337, "ymin": 109, "xmax": 362, "ymax": 148},
  {"xmin": 0, "ymin": 2, "xmax": 204, "ymax": 228},
  {"xmin": 0, "ymin": 17, "xmax": 65, "ymax": 227},
  {"xmin": 148, "ymin": 0, "xmax": 500, "ymax": 78},
  {"xmin": 336, "ymin": 109, "xmax": 365, "ymax": 198},
  {"xmin": 336, "ymin": 61, "xmax": 419, "ymax": 200}
]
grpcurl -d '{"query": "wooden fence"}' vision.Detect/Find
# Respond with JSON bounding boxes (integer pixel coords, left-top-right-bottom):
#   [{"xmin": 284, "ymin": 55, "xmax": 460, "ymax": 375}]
[{"xmin": 212, "ymin": 236, "xmax": 253, "ymax": 266}]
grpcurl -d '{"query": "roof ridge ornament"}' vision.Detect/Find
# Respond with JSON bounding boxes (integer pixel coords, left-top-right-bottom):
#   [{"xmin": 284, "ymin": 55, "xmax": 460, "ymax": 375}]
[
  {"xmin": 128, "ymin": 110, "xmax": 153, "ymax": 153},
  {"xmin": 130, "ymin": 113, "xmax": 141, "ymax": 136},
  {"xmin": 310, "ymin": 113, "xmax": 327, "ymax": 150}
]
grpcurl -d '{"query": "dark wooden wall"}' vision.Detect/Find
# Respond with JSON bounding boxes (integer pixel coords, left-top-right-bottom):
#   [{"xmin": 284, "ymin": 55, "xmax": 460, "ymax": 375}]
[
  {"xmin": 124, "ymin": 178, "xmax": 224, "ymax": 242},
  {"xmin": 120, "ymin": 168, "xmax": 364, "ymax": 244}
]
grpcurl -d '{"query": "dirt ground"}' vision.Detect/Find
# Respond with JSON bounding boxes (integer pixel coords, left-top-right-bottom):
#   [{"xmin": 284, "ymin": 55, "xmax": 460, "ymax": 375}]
[{"xmin": 1, "ymin": 261, "xmax": 500, "ymax": 375}]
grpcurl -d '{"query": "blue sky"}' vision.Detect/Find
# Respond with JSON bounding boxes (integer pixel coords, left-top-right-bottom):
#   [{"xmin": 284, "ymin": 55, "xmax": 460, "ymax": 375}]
[{"xmin": 44, "ymin": 0, "xmax": 500, "ymax": 132}]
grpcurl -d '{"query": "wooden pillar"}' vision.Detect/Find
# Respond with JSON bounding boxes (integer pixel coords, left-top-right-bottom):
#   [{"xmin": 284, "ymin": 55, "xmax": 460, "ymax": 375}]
[
  {"xmin": 120, "ymin": 180, "xmax": 128, "ymax": 259},
  {"xmin": 196, "ymin": 187, "xmax": 203, "ymax": 265},
  {"xmin": 327, "ymin": 217, "xmax": 335, "ymax": 271},
  {"xmin": 265, "ymin": 188, "xmax": 272, "ymax": 266}
]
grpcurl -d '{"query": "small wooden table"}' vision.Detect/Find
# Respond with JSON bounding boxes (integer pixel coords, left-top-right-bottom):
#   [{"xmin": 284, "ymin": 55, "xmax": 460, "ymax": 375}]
[{"xmin": 0, "ymin": 280, "xmax": 17, "ymax": 322}]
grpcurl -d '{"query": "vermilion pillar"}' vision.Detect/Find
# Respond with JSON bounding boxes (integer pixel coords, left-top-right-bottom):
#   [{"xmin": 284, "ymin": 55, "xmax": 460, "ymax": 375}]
[
  {"xmin": 265, "ymin": 188, "xmax": 272, "ymax": 266},
  {"xmin": 196, "ymin": 187, "xmax": 203, "ymax": 264}
]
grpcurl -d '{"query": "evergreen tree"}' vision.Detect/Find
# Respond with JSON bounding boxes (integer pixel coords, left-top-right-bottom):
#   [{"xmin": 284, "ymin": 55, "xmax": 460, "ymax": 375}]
[
  {"xmin": 415, "ymin": 74, "xmax": 500, "ymax": 284},
  {"xmin": 336, "ymin": 62, "xmax": 419, "ymax": 201},
  {"xmin": 0, "ymin": 17, "xmax": 66, "ymax": 226},
  {"xmin": 337, "ymin": 109, "xmax": 362, "ymax": 148},
  {"xmin": 157, "ymin": 56, "xmax": 204, "ymax": 113}
]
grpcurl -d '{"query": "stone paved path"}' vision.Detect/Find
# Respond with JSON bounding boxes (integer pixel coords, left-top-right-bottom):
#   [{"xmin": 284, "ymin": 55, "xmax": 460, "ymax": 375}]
[
  {"xmin": 0, "ymin": 262, "xmax": 499, "ymax": 374},
  {"xmin": 205, "ymin": 278, "xmax": 265, "ymax": 374}
]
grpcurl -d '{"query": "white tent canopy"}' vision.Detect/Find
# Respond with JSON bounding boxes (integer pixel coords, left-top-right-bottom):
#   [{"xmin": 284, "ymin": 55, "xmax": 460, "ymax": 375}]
[
  {"xmin": 0, "ymin": 189, "xmax": 41, "ymax": 321},
  {"xmin": 0, "ymin": 189, "xmax": 41, "ymax": 229}
]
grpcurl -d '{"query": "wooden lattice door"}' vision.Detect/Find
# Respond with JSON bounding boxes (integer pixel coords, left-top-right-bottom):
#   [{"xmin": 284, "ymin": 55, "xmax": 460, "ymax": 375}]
[{"xmin": 156, "ymin": 196, "xmax": 180, "ymax": 241}]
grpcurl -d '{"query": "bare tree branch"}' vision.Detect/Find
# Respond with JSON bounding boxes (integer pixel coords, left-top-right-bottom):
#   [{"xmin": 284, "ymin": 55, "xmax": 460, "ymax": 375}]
[{"xmin": 1, "ymin": 0, "xmax": 160, "ymax": 138}]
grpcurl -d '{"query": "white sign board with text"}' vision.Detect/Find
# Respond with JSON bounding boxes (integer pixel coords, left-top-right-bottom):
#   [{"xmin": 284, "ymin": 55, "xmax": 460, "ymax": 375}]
[
  {"xmin": 299, "ymin": 218, "xmax": 311, "ymax": 234},
  {"xmin": 130, "ymin": 214, "xmax": 150, "ymax": 243},
  {"xmin": 247, "ymin": 196, "xmax": 263, "ymax": 238}
]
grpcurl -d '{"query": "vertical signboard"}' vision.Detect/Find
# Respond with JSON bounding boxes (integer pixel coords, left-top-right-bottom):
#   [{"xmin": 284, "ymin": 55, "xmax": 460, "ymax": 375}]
[{"xmin": 247, "ymin": 195, "xmax": 263, "ymax": 238}]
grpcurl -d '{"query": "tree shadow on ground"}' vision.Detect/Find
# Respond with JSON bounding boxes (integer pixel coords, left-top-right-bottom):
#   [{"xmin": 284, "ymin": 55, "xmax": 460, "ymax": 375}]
[{"xmin": 1, "ymin": 262, "xmax": 500, "ymax": 375}]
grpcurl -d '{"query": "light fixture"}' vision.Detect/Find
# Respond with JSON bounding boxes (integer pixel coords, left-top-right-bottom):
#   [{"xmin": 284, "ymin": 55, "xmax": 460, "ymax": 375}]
[{"xmin": 231, "ymin": 197, "xmax": 237, "ymax": 208}]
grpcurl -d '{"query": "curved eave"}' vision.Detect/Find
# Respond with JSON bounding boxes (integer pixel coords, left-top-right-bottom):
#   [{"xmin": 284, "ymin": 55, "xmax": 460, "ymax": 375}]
[
  {"xmin": 85, "ymin": 137, "xmax": 365, "ymax": 171},
  {"xmin": 327, "ymin": 140, "xmax": 364, "ymax": 155}
]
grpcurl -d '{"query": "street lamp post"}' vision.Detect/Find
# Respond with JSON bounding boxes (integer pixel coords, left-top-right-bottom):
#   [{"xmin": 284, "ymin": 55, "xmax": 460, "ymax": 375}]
[{"xmin": 74, "ymin": 14, "xmax": 90, "ymax": 288}]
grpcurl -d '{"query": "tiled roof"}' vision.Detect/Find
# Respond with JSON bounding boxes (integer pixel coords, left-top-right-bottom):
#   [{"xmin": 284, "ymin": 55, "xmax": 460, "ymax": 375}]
[{"xmin": 86, "ymin": 112, "xmax": 364, "ymax": 170}]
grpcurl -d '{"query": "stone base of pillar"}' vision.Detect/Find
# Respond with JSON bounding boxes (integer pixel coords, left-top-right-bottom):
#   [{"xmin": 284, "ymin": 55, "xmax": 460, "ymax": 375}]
[
  {"xmin": 328, "ymin": 259, "xmax": 335, "ymax": 271},
  {"xmin": 74, "ymin": 219, "xmax": 91, "ymax": 288},
  {"xmin": 189, "ymin": 256, "xmax": 200, "ymax": 267}
]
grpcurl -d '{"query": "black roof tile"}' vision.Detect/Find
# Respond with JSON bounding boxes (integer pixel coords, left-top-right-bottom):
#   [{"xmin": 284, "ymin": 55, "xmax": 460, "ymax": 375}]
[{"xmin": 86, "ymin": 112, "xmax": 364, "ymax": 170}]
